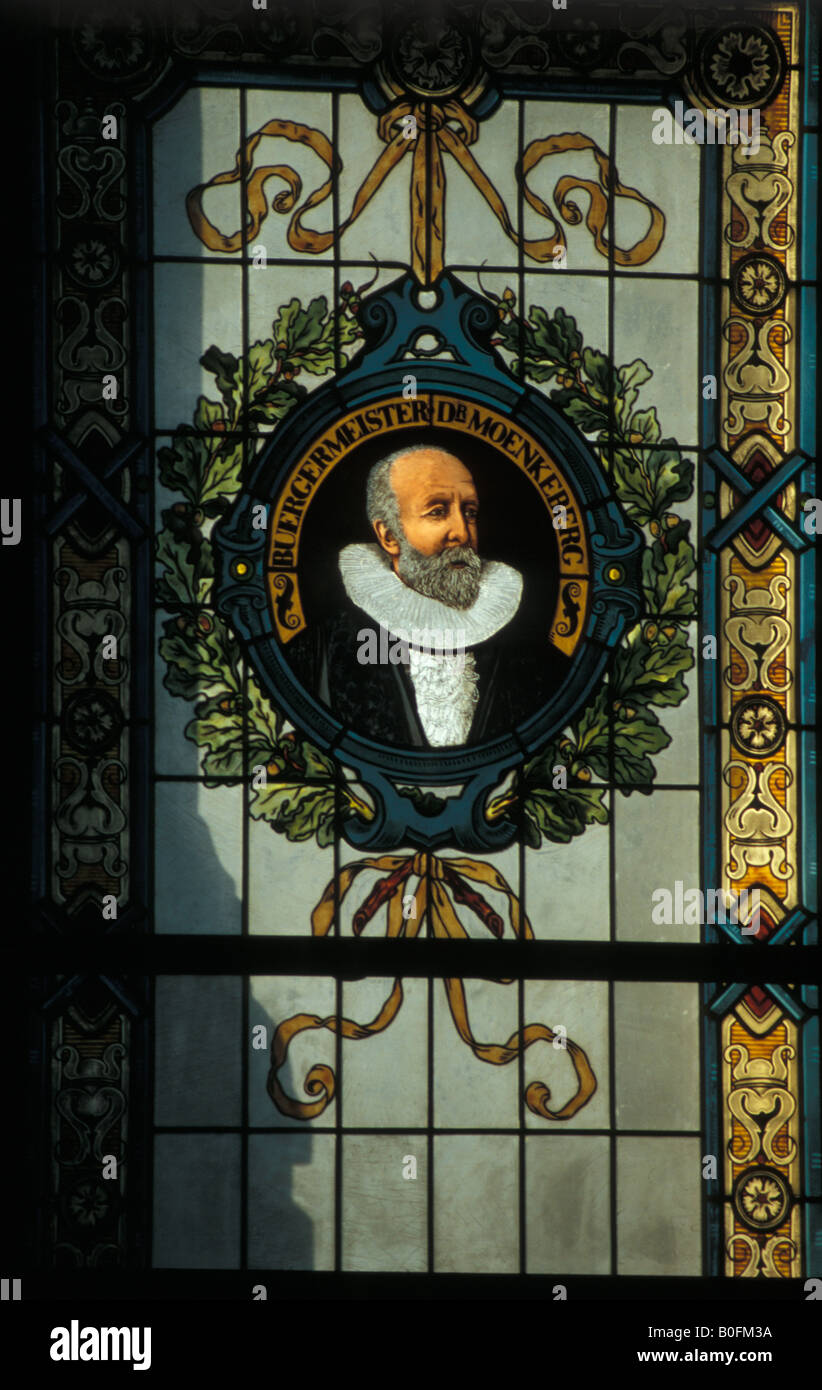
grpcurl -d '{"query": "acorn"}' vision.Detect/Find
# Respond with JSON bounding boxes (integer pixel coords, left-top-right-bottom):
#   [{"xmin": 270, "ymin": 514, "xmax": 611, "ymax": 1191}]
[
  {"xmin": 645, "ymin": 622, "xmax": 658, "ymax": 642},
  {"xmin": 197, "ymin": 613, "xmax": 213, "ymax": 634},
  {"xmin": 649, "ymin": 520, "xmax": 661, "ymax": 537},
  {"xmin": 340, "ymin": 281, "xmax": 354, "ymax": 298},
  {"xmin": 665, "ymin": 512, "xmax": 680, "ymax": 528}
]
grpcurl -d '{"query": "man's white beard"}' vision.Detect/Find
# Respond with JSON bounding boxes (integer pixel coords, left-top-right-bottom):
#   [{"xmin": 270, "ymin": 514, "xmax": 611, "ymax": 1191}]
[{"xmin": 395, "ymin": 537, "xmax": 483, "ymax": 609}]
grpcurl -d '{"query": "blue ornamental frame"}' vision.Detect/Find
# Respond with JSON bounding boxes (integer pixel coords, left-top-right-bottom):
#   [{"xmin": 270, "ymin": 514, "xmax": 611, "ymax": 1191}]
[{"xmin": 214, "ymin": 271, "xmax": 643, "ymax": 850}]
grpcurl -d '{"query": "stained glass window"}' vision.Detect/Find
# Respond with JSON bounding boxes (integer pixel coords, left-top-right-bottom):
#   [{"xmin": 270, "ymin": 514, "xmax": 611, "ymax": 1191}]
[{"xmin": 14, "ymin": 0, "xmax": 820, "ymax": 1359}]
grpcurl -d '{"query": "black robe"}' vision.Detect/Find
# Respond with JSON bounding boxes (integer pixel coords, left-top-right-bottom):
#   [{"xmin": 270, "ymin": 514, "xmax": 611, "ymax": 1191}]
[{"xmin": 286, "ymin": 600, "xmax": 571, "ymax": 748}]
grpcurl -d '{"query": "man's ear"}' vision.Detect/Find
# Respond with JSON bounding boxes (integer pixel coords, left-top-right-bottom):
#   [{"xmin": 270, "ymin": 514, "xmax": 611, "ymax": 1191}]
[{"xmin": 373, "ymin": 519, "xmax": 401, "ymax": 558}]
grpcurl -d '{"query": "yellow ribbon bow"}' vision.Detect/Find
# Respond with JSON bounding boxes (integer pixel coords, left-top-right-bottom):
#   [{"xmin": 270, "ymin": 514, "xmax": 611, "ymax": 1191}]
[
  {"xmin": 187, "ymin": 99, "xmax": 664, "ymax": 283},
  {"xmin": 268, "ymin": 851, "xmax": 597, "ymax": 1122}
]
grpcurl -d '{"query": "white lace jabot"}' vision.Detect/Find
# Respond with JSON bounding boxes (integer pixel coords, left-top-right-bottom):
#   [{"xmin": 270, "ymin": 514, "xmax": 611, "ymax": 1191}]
[{"xmin": 338, "ymin": 544, "xmax": 522, "ymax": 746}]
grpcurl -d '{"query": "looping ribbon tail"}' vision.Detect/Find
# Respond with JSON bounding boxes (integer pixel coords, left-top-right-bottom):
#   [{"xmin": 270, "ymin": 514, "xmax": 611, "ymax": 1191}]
[
  {"xmin": 519, "ymin": 132, "xmax": 666, "ymax": 266},
  {"xmin": 267, "ymin": 978, "xmax": 405, "ymax": 1120},
  {"xmin": 443, "ymin": 977, "xmax": 597, "ymax": 1121},
  {"xmin": 186, "ymin": 115, "xmax": 408, "ymax": 257},
  {"xmin": 269, "ymin": 851, "xmax": 596, "ymax": 1122}
]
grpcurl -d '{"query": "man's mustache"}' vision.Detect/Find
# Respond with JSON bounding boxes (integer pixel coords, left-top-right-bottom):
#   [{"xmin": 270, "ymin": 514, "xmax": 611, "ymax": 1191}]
[{"xmin": 436, "ymin": 544, "xmax": 481, "ymax": 570}]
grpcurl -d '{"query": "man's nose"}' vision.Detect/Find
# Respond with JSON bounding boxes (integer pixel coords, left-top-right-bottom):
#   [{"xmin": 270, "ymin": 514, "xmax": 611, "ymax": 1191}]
[{"xmin": 446, "ymin": 506, "xmax": 469, "ymax": 544}]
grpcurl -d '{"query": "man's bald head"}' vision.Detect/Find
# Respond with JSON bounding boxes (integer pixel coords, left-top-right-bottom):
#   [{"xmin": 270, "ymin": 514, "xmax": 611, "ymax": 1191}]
[
  {"xmin": 389, "ymin": 447, "xmax": 474, "ymax": 513},
  {"xmin": 366, "ymin": 446, "xmax": 478, "ymax": 549},
  {"xmin": 365, "ymin": 444, "xmax": 482, "ymax": 608}
]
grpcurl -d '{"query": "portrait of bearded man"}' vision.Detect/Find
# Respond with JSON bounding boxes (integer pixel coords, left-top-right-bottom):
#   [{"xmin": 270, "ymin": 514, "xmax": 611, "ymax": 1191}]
[{"xmin": 287, "ymin": 443, "xmax": 571, "ymax": 748}]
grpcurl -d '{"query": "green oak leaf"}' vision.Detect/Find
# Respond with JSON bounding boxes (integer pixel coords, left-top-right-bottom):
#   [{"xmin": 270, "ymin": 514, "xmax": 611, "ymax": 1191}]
[
  {"xmin": 612, "ymin": 448, "xmax": 694, "ymax": 526},
  {"xmin": 185, "ymin": 695, "xmax": 245, "ymax": 780},
  {"xmin": 550, "ymin": 388, "xmax": 608, "ymax": 434},
  {"xmin": 573, "ymin": 685, "xmax": 610, "ymax": 759},
  {"xmin": 581, "ymin": 346, "xmax": 611, "ymax": 402},
  {"xmin": 157, "ymin": 433, "xmax": 209, "ymax": 506},
  {"xmin": 159, "ymin": 614, "xmax": 240, "ymax": 701},
  {"xmin": 523, "ymin": 784, "xmax": 608, "ymax": 845},
  {"xmin": 585, "ymin": 706, "xmax": 671, "ymax": 789},
  {"xmin": 155, "ymin": 527, "xmax": 197, "ymax": 604},
  {"xmin": 298, "ymin": 740, "xmax": 336, "ymax": 776},
  {"xmin": 272, "ymin": 297, "xmax": 313, "ymax": 348},
  {"xmin": 642, "ymin": 536, "xmax": 697, "ymax": 620},
  {"xmin": 613, "ymin": 707, "xmax": 671, "ymax": 789},
  {"xmin": 522, "ymin": 354, "xmax": 562, "ymax": 385},
  {"xmin": 630, "ymin": 406, "xmax": 661, "ymax": 443},
  {"xmin": 197, "ymin": 534, "xmax": 215, "ymax": 583},
  {"xmin": 194, "ymin": 396, "xmax": 224, "ymax": 431},
  {"xmin": 644, "ymin": 447, "xmax": 695, "ymax": 513},
  {"xmin": 611, "ymin": 448, "xmax": 657, "ymax": 523},
  {"xmin": 247, "ymin": 380, "xmax": 306, "ymax": 427},
  {"xmin": 519, "ymin": 304, "xmax": 583, "ymax": 379},
  {"xmin": 158, "ymin": 408, "xmax": 242, "ymax": 509},
  {"xmin": 200, "ymin": 346, "xmax": 241, "ymax": 414},
  {"xmin": 262, "ymin": 735, "xmax": 336, "ymax": 780},
  {"xmin": 199, "ymin": 440, "xmax": 243, "ymax": 508},
  {"xmin": 273, "ymin": 295, "xmax": 336, "ymax": 377},
  {"xmin": 615, "ymin": 358, "xmax": 653, "ymax": 428},
  {"xmin": 521, "ymin": 813, "xmax": 542, "ymax": 849},
  {"xmin": 613, "ymin": 626, "xmax": 694, "ymax": 708},
  {"xmin": 249, "ymin": 781, "xmax": 336, "ymax": 846},
  {"xmin": 246, "ymin": 675, "xmax": 282, "ymax": 749}
]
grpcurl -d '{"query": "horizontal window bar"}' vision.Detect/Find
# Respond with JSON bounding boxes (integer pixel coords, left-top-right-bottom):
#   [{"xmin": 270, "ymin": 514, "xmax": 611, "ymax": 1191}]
[{"xmin": 13, "ymin": 937, "xmax": 821, "ymax": 983}]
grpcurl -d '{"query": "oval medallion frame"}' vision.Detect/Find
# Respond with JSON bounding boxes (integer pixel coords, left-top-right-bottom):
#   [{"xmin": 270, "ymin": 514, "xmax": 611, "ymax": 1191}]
[{"xmin": 214, "ymin": 272, "xmax": 643, "ymax": 849}]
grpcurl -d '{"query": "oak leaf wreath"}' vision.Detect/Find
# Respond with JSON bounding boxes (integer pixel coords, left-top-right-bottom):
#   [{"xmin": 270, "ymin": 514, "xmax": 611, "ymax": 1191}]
[{"xmin": 155, "ymin": 282, "xmax": 696, "ymax": 1120}]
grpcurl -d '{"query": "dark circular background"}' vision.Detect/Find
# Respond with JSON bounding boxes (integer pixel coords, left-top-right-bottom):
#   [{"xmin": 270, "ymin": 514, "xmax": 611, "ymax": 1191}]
[
  {"xmin": 732, "ymin": 1165, "xmax": 792, "ymax": 1233},
  {"xmin": 696, "ymin": 23, "xmax": 786, "ymax": 110},
  {"xmin": 291, "ymin": 424, "xmax": 563, "ymax": 644},
  {"xmin": 730, "ymin": 251, "xmax": 788, "ymax": 317}
]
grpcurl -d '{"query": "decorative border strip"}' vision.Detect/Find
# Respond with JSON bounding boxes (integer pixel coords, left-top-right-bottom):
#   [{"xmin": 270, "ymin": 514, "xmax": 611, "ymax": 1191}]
[{"xmin": 702, "ymin": 4, "xmax": 819, "ymax": 1278}]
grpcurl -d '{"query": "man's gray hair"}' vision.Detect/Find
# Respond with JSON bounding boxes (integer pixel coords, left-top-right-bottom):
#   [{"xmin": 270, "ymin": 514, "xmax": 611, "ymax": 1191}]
[{"xmin": 366, "ymin": 446, "xmax": 437, "ymax": 538}]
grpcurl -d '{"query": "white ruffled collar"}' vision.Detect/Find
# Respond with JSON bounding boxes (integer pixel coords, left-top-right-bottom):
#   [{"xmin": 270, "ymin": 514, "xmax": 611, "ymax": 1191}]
[{"xmin": 338, "ymin": 543, "xmax": 522, "ymax": 645}]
